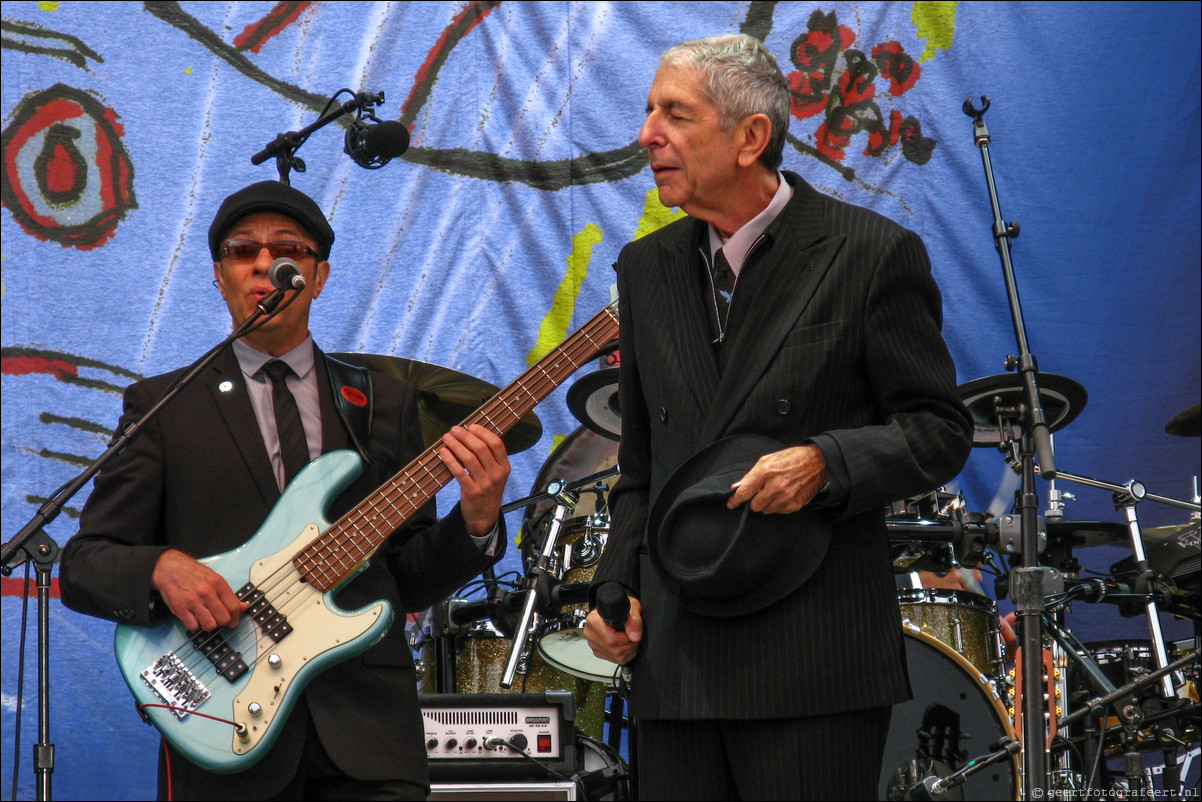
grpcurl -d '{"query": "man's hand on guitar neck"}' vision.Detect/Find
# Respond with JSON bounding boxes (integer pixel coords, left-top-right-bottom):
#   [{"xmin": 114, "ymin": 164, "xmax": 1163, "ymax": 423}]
[
  {"xmin": 438, "ymin": 424, "xmax": 511, "ymax": 537},
  {"xmin": 152, "ymin": 549, "xmax": 249, "ymax": 631}
]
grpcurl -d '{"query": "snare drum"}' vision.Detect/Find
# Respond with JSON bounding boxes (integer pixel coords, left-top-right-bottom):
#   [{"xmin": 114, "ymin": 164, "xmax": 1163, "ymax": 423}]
[
  {"xmin": 454, "ymin": 619, "xmax": 608, "ymax": 740},
  {"xmin": 897, "ymin": 588, "xmax": 1004, "ymax": 681}
]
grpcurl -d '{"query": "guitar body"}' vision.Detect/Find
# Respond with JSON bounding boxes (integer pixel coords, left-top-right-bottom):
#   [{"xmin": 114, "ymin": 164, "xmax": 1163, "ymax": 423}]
[{"xmin": 113, "ymin": 450, "xmax": 395, "ymax": 774}]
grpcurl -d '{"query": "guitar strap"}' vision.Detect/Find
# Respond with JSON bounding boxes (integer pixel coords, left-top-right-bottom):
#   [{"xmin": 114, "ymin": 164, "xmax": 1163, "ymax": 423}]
[{"xmin": 323, "ymin": 354, "xmax": 373, "ymax": 466}]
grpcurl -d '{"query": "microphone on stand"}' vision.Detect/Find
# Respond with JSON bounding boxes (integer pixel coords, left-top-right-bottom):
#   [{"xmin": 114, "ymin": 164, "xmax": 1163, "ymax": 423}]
[
  {"xmin": 268, "ymin": 258, "xmax": 306, "ymax": 291},
  {"xmin": 344, "ymin": 119, "xmax": 410, "ymax": 168}
]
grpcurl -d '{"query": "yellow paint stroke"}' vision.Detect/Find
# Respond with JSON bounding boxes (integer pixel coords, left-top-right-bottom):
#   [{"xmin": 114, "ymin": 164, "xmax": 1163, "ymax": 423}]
[
  {"xmin": 912, "ymin": 1, "xmax": 958, "ymax": 63},
  {"xmin": 525, "ymin": 223, "xmax": 603, "ymax": 365},
  {"xmin": 185, "ymin": 66, "xmax": 193, "ymax": 75},
  {"xmin": 38, "ymin": 1, "xmax": 60, "ymax": 11},
  {"xmin": 632, "ymin": 187, "xmax": 687, "ymax": 241}
]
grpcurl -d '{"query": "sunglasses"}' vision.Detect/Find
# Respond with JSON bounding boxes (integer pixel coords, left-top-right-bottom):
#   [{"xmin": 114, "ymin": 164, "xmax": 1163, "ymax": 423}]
[{"xmin": 221, "ymin": 239, "xmax": 320, "ymax": 262}]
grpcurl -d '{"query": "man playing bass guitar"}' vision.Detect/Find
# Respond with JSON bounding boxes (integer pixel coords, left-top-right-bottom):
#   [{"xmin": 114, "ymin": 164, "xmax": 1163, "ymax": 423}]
[{"xmin": 59, "ymin": 180, "xmax": 511, "ymax": 801}]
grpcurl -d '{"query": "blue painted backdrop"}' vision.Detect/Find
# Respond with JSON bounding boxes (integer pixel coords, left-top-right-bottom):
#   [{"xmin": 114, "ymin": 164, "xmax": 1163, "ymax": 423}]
[{"xmin": 2, "ymin": 2, "xmax": 1198, "ymax": 798}]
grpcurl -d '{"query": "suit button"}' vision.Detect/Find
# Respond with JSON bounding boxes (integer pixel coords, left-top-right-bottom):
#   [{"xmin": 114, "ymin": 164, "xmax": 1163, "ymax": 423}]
[
  {"xmin": 777, "ymin": 399, "xmax": 790, "ymax": 415},
  {"xmin": 660, "ymin": 407, "xmax": 669, "ymax": 424}
]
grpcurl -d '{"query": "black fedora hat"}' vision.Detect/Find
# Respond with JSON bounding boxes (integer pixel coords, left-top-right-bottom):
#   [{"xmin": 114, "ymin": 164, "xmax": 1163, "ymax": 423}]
[
  {"xmin": 208, "ymin": 180, "xmax": 335, "ymax": 261},
  {"xmin": 647, "ymin": 434, "xmax": 831, "ymax": 617}
]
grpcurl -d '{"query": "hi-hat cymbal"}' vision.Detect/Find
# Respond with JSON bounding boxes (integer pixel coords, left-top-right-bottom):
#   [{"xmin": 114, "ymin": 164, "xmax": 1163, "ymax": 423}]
[
  {"xmin": 330, "ymin": 353, "xmax": 542, "ymax": 454},
  {"xmin": 957, "ymin": 373, "xmax": 1087, "ymax": 447},
  {"xmin": 1165, "ymin": 404, "xmax": 1200, "ymax": 437},
  {"xmin": 567, "ymin": 368, "xmax": 620, "ymax": 441}
]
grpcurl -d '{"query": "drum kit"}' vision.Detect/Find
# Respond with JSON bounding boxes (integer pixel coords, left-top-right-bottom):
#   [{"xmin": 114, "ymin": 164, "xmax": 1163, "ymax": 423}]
[{"xmin": 393, "ymin": 350, "xmax": 1199, "ymax": 800}]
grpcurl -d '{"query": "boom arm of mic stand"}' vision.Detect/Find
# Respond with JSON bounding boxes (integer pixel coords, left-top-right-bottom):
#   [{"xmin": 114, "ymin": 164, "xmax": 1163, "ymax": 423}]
[{"xmin": 250, "ymin": 90, "xmax": 385, "ymax": 182}]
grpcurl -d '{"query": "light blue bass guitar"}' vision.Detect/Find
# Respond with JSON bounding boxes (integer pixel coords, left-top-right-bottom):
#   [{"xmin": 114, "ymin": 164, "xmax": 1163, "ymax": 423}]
[{"xmin": 113, "ymin": 302, "xmax": 619, "ymax": 774}]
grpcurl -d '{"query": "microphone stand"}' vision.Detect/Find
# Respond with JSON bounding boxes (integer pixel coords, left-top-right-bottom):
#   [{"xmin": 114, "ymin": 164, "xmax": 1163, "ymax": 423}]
[
  {"xmin": 0, "ymin": 284, "xmax": 300, "ymax": 802},
  {"xmin": 963, "ymin": 95, "xmax": 1060, "ymax": 798},
  {"xmin": 250, "ymin": 90, "xmax": 385, "ymax": 184}
]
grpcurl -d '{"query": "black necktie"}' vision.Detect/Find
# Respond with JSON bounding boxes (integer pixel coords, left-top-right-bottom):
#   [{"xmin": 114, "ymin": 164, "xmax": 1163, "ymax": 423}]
[
  {"xmin": 713, "ymin": 248, "xmax": 735, "ymax": 323},
  {"xmin": 262, "ymin": 360, "xmax": 309, "ymax": 488}
]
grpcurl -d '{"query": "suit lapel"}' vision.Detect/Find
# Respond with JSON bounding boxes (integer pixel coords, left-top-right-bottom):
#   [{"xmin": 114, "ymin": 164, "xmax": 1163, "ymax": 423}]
[
  {"xmin": 699, "ymin": 177, "xmax": 845, "ymax": 443},
  {"xmin": 205, "ymin": 348, "xmax": 280, "ymax": 505},
  {"xmin": 655, "ymin": 223, "xmax": 719, "ymax": 416},
  {"xmin": 313, "ymin": 348, "xmax": 350, "ymax": 456}
]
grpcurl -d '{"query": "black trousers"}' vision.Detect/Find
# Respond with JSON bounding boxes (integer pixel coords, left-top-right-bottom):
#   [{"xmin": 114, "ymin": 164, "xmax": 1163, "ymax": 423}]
[{"xmin": 636, "ymin": 705, "xmax": 892, "ymax": 801}]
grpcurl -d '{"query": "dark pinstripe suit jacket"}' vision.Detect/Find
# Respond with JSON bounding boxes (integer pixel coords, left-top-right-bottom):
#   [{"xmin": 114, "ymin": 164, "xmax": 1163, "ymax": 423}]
[
  {"xmin": 593, "ymin": 172, "xmax": 973, "ymax": 720},
  {"xmin": 60, "ymin": 345, "xmax": 500, "ymax": 799}
]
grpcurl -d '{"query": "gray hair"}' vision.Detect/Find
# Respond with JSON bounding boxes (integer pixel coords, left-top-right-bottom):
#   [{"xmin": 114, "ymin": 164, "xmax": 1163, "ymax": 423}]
[{"xmin": 660, "ymin": 34, "xmax": 790, "ymax": 170}]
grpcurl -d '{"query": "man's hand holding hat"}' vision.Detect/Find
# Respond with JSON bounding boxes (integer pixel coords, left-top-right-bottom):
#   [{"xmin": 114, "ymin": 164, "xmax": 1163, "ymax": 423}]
[{"xmin": 726, "ymin": 443, "xmax": 827, "ymax": 515}]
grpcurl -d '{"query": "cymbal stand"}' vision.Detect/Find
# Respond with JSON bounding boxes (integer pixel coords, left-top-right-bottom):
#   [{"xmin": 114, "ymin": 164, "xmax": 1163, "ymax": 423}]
[{"xmin": 1026, "ymin": 464, "xmax": 1201, "ymax": 796}]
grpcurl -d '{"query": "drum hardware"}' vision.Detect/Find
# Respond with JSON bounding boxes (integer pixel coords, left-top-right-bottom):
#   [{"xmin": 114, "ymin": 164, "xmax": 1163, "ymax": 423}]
[{"xmin": 499, "ymin": 467, "xmax": 621, "ymax": 691}]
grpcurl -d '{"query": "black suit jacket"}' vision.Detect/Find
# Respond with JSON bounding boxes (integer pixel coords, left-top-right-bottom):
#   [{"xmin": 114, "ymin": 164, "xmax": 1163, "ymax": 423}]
[
  {"xmin": 593, "ymin": 172, "xmax": 972, "ymax": 720},
  {"xmin": 59, "ymin": 344, "xmax": 501, "ymax": 799}
]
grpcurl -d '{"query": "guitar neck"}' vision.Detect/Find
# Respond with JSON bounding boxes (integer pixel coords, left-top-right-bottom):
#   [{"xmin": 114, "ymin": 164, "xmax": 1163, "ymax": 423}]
[{"xmin": 294, "ymin": 302, "xmax": 619, "ymax": 591}]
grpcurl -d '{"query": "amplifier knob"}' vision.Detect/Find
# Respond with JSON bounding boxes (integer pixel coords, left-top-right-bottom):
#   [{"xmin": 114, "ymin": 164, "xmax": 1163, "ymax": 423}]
[
  {"xmin": 426, "ymin": 738, "xmax": 438, "ymax": 751},
  {"xmin": 445, "ymin": 738, "xmax": 458, "ymax": 750},
  {"xmin": 511, "ymin": 733, "xmax": 528, "ymax": 751},
  {"xmin": 465, "ymin": 738, "xmax": 478, "ymax": 750}
]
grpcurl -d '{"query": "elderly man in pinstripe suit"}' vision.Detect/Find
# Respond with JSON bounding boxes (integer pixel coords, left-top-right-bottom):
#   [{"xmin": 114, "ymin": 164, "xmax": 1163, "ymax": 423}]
[{"xmin": 584, "ymin": 34, "xmax": 973, "ymax": 799}]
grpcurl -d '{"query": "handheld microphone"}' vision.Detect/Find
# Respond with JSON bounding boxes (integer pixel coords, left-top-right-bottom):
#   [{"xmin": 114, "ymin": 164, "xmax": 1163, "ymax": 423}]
[
  {"xmin": 268, "ymin": 258, "xmax": 306, "ymax": 291},
  {"xmin": 344, "ymin": 120, "xmax": 410, "ymax": 168},
  {"xmin": 594, "ymin": 581, "xmax": 629, "ymax": 631}
]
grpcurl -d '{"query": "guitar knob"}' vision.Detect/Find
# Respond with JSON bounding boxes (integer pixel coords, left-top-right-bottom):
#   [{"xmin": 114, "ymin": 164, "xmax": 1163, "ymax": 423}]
[
  {"xmin": 248, "ymin": 703, "xmax": 262, "ymax": 717},
  {"xmin": 268, "ymin": 654, "xmax": 282, "ymax": 668}
]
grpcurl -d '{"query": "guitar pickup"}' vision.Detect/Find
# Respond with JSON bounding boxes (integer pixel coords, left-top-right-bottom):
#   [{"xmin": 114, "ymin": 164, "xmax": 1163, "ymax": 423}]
[
  {"xmin": 188, "ymin": 630, "xmax": 248, "ymax": 682},
  {"xmin": 238, "ymin": 582, "xmax": 293, "ymax": 643}
]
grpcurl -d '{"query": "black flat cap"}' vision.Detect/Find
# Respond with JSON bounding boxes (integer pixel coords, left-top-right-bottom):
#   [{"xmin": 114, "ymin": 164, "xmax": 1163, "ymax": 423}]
[{"xmin": 208, "ymin": 180, "xmax": 335, "ymax": 260}]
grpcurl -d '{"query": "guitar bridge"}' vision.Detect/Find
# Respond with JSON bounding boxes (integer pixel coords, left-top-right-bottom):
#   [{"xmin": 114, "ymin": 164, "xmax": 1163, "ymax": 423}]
[{"xmin": 141, "ymin": 652, "xmax": 211, "ymax": 719}]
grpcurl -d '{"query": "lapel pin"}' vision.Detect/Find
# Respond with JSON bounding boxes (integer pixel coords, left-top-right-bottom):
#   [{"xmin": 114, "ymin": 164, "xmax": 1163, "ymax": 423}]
[
  {"xmin": 218, "ymin": 380, "xmax": 234, "ymax": 393},
  {"xmin": 341, "ymin": 386, "xmax": 368, "ymax": 407}
]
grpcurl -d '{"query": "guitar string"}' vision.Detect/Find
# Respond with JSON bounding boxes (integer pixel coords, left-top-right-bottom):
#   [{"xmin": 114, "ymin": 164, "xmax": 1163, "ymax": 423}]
[{"xmin": 157, "ymin": 308, "xmax": 619, "ymax": 693}]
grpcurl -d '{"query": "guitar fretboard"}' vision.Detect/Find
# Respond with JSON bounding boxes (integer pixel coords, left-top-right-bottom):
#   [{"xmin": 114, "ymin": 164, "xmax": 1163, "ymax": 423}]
[{"xmin": 294, "ymin": 303, "xmax": 619, "ymax": 591}]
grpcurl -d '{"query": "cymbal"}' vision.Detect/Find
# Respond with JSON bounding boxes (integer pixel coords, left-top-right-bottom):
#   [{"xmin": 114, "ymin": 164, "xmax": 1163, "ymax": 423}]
[
  {"xmin": 329, "ymin": 353, "xmax": 542, "ymax": 454},
  {"xmin": 1165, "ymin": 403, "xmax": 1200, "ymax": 437},
  {"xmin": 1045, "ymin": 519, "xmax": 1129, "ymax": 548},
  {"xmin": 957, "ymin": 373, "xmax": 1087, "ymax": 447},
  {"xmin": 567, "ymin": 368, "xmax": 620, "ymax": 441},
  {"xmin": 1144, "ymin": 522, "xmax": 1201, "ymax": 543}
]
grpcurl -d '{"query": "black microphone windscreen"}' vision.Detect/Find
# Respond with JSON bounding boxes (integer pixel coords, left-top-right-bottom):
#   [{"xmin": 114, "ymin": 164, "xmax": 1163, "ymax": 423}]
[
  {"xmin": 268, "ymin": 257, "xmax": 304, "ymax": 290},
  {"xmin": 363, "ymin": 120, "xmax": 410, "ymax": 159},
  {"xmin": 595, "ymin": 581, "xmax": 629, "ymax": 630}
]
